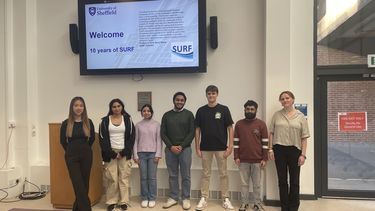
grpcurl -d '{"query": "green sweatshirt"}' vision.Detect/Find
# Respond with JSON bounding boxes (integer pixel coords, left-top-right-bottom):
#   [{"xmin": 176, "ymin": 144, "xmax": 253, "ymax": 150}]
[{"xmin": 161, "ymin": 109, "xmax": 195, "ymax": 149}]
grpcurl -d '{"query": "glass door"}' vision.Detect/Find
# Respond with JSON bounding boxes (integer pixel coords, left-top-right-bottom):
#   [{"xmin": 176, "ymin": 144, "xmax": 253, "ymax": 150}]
[{"xmin": 320, "ymin": 76, "xmax": 375, "ymax": 198}]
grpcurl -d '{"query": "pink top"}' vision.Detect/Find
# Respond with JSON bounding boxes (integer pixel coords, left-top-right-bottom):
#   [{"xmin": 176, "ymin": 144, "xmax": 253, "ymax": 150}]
[{"xmin": 133, "ymin": 119, "xmax": 162, "ymax": 160}]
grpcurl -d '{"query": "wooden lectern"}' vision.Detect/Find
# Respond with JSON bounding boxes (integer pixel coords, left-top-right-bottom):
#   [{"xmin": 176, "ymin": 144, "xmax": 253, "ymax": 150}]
[{"xmin": 49, "ymin": 123, "xmax": 102, "ymax": 208}]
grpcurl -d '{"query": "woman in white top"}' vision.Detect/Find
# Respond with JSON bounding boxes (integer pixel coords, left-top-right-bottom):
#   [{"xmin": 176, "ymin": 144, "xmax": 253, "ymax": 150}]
[{"xmin": 99, "ymin": 99, "xmax": 135, "ymax": 211}]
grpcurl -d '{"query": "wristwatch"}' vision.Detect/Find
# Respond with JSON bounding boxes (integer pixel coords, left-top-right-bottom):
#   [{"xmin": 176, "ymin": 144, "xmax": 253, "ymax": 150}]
[{"xmin": 300, "ymin": 154, "xmax": 307, "ymax": 159}]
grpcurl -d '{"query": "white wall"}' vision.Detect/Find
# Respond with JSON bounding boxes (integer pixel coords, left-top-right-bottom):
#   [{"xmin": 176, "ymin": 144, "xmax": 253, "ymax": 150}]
[
  {"xmin": 0, "ymin": 0, "xmax": 26, "ymax": 195},
  {"xmin": 12, "ymin": 0, "xmax": 29, "ymax": 177},
  {"xmin": 265, "ymin": 0, "xmax": 314, "ymax": 199},
  {"xmin": 265, "ymin": 0, "xmax": 291, "ymax": 200},
  {"xmin": 290, "ymin": 0, "xmax": 314, "ymax": 195},
  {"xmin": 0, "ymin": 0, "xmax": 6, "ymax": 170},
  {"xmin": 2, "ymin": 0, "xmax": 315, "ymax": 200},
  {"xmin": 34, "ymin": 0, "xmax": 265, "ymax": 168}
]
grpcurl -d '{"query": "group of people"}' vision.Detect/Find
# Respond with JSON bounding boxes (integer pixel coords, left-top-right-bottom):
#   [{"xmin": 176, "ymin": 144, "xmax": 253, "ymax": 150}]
[{"xmin": 60, "ymin": 85, "xmax": 309, "ymax": 211}]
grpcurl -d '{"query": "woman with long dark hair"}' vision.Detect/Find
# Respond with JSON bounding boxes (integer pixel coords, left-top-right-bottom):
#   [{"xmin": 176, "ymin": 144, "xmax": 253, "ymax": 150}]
[
  {"xmin": 99, "ymin": 98, "xmax": 135, "ymax": 211},
  {"xmin": 60, "ymin": 96, "xmax": 95, "ymax": 211}
]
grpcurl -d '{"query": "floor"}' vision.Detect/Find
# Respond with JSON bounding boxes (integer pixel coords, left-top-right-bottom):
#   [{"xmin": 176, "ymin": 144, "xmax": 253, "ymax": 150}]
[{"xmin": 2, "ymin": 194, "xmax": 375, "ymax": 211}]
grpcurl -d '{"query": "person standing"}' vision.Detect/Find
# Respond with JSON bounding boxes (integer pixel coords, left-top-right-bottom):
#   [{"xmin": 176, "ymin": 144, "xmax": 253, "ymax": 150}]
[
  {"xmin": 234, "ymin": 100, "xmax": 268, "ymax": 211},
  {"xmin": 195, "ymin": 85, "xmax": 235, "ymax": 211},
  {"xmin": 133, "ymin": 104, "xmax": 163, "ymax": 208},
  {"xmin": 268, "ymin": 91, "xmax": 310, "ymax": 211},
  {"xmin": 99, "ymin": 99, "xmax": 135, "ymax": 211},
  {"xmin": 161, "ymin": 92, "xmax": 195, "ymax": 210},
  {"xmin": 60, "ymin": 96, "xmax": 95, "ymax": 211}
]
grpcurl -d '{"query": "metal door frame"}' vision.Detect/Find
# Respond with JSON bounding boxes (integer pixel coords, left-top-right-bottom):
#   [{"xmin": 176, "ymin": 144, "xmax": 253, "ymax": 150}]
[{"xmin": 315, "ymin": 74, "xmax": 375, "ymax": 198}]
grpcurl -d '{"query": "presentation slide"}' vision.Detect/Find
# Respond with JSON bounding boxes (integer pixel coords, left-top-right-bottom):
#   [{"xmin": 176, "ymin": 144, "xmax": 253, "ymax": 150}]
[{"xmin": 85, "ymin": 0, "xmax": 199, "ymax": 70}]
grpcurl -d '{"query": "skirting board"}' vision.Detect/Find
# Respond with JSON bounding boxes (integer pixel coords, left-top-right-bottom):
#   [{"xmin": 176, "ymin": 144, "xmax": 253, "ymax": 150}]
[
  {"xmin": 145, "ymin": 189, "xmax": 241, "ymax": 200},
  {"xmin": 264, "ymin": 194, "xmax": 318, "ymax": 207}
]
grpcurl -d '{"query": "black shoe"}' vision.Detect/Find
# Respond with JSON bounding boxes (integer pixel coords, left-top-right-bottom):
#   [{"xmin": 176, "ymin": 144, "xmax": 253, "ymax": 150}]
[
  {"xmin": 239, "ymin": 203, "xmax": 249, "ymax": 211},
  {"xmin": 107, "ymin": 204, "xmax": 116, "ymax": 211},
  {"xmin": 120, "ymin": 204, "xmax": 128, "ymax": 210}
]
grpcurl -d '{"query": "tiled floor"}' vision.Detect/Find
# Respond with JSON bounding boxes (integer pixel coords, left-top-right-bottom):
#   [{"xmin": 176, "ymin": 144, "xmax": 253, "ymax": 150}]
[{"xmin": 2, "ymin": 193, "xmax": 375, "ymax": 211}]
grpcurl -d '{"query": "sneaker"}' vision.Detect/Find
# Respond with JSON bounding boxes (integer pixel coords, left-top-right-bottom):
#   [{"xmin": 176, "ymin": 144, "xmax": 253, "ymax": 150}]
[
  {"xmin": 162, "ymin": 198, "xmax": 178, "ymax": 208},
  {"xmin": 253, "ymin": 203, "xmax": 265, "ymax": 211},
  {"xmin": 107, "ymin": 204, "xmax": 116, "ymax": 211},
  {"xmin": 195, "ymin": 197, "xmax": 207, "ymax": 211},
  {"xmin": 148, "ymin": 200, "xmax": 156, "ymax": 208},
  {"xmin": 120, "ymin": 204, "xmax": 128, "ymax": 211},
  {"xmin": 222, "ymin": 198, "xmax": 234, "ymax": 210},
  {"xmin": 182, "ymin": 199, "xmax": 191, "ymax": 210},
  {"xmin": 141, "ymin": 200, "xmax": 149, "ymax": 208},
  {"xmin": 239, "ymin": 203, "xmax": 249, "ymax": 211}
]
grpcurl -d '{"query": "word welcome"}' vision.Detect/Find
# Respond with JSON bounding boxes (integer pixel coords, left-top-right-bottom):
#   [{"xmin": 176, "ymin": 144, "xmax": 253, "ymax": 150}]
[{"xmin": 89, "ymin": 31, "xmax": 124, "ymax": 39}]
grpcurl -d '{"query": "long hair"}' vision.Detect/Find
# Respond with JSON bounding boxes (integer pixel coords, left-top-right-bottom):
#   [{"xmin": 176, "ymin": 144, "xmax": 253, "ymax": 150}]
[
  {"xmin": 107, "ymin": 98, "xmax": 126, "ymax": 116},
  {"xmin": 66, "ymin": 96, "xmax": 90, "ymax": 138}
]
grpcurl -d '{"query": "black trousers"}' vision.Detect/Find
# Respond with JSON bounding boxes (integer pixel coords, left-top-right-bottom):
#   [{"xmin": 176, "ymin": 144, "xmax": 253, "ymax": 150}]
[
  {"xmin": 274, "ymin": 144, "xmax": 301, "ymax": 211},
  {"xmin": 65, "ymin": 140, "xmax": 93, "ymax": 211}
]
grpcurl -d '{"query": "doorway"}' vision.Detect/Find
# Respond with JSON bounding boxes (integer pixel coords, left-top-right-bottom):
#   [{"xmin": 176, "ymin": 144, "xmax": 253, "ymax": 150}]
[{"xmin": 317, "ymin": 75, "xmax": 375, "ymax": 198}]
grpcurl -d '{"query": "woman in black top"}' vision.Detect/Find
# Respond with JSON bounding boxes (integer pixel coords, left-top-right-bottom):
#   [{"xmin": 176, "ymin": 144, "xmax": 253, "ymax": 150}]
[{"xmin": 60, "ymin": 96, "xmax": 95, "ymax": 211}]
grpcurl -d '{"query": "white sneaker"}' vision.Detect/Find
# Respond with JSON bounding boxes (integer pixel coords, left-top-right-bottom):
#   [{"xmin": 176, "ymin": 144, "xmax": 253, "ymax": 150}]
[
  {"xmin": 195, "ymin": 197, "xmax": 207, "ymax": 211},
  {"xmin": 162, "ymin": 198, "xmax": 178, "ymax": 208},
  {"xmin": 182, "ymin": 199, "xmax": 191, "ymax": 210},
  {"xmin": 222, "ymin": 198, "xmax": 234, "ymax": 210},
  {"xmin": 148, "ymin": 200, "xmax": 156, "ymax": 208},
  {"xmin": 141, "ymin": 200, "xmax": 148, "ymax": 208}
]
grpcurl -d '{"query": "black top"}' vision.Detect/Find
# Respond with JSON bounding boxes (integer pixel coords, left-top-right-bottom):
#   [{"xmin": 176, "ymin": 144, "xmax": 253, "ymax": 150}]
[
  {"xmin": 60, "ymin": 119, "xmax": 95, "ymax": 151},
  {"xmin": 195, "ymin": 104, "xmax": 233, "ymax": 151}
]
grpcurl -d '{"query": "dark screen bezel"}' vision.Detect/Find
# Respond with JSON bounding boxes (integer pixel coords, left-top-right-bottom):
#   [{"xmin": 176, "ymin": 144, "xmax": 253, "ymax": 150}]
[{"xmin": 78, "ymin": 0, "xmax": 207, "ymax": 75}]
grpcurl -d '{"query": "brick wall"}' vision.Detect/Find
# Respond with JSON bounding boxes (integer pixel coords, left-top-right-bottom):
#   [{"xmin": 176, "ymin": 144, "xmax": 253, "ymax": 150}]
[
  {"xmin": 317, "ymin": 45, "xmax": 367, "ymax": 65},
  {"xmin": 327, "ymin": 81, "xmax": 375, "ymax": 142}
]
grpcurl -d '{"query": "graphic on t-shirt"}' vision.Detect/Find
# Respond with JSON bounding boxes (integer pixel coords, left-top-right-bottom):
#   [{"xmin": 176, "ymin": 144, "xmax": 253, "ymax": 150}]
[
  {"xmin": 215, "ymin": 112, "xmax": 221, "ymax": 119},
  {"xmin": 252, "ymin": 129, "xmax": 260, "ymax": 135}
]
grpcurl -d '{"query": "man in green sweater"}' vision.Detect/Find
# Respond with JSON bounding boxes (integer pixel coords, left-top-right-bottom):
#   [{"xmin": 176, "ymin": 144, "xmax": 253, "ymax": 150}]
[{"xmin": 161, "ymin": 92, "xmax": 195, "ymax": 210}]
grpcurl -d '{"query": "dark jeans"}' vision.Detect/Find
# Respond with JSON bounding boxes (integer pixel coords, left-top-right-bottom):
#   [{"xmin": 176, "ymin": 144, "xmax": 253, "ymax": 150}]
[
  {"xmin": 65, "ymin": 140, "xmax": 93, "ymax": 211},
  {"xmin": 274, "ymin": 144, "xmax": 301, "ymax": 211},
  {"xmin": 165, "ymin": 147, "xmax": 192, "ymax": 200}
]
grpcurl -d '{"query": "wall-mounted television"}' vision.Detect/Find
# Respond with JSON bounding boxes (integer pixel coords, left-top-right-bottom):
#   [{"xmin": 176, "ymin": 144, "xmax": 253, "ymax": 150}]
[{"xmin": 78, "ymin": 0, "xmax": 207, "ymax": 75}]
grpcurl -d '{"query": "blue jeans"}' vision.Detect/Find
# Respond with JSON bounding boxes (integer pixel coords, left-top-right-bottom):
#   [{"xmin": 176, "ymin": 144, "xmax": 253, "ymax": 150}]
[
  {"xmin": 165, "ymin": 147, "xmax": 192, "ymax": 200},
  {"xmin": 138, "ymin": 152, "xmax": 158, "ymax": 201}
]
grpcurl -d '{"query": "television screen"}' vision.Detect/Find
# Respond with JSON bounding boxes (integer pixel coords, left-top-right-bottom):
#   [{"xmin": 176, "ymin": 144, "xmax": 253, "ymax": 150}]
[{"xmin": 78, "ymin": 0, "xmax": 206, "ymax": 75}]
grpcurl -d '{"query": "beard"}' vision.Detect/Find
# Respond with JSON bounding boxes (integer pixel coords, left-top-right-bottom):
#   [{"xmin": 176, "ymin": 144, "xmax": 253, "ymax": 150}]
[{"xmin": 245, "ymin": 112, "xmax": 256, "ymax": 120}]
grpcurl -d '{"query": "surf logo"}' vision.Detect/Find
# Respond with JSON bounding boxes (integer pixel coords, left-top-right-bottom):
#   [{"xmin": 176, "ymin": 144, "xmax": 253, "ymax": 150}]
[
  {"xmin": 171, "ymin": 42, "xmax": 194, "ymax": 61},
  {"xmin": 89, "ymin": 7, "xmax": 96, "ymax": 16}
]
